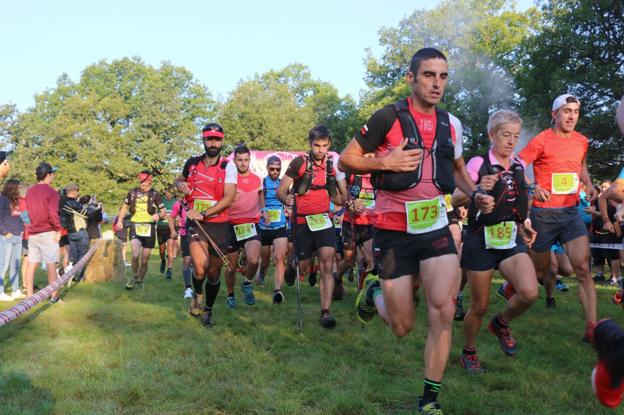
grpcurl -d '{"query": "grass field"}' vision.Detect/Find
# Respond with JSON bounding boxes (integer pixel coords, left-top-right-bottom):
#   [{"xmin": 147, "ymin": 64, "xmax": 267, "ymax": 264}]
[{"xmin": 1, "ymin": 252, "xmax": 623, "ymax": 414}]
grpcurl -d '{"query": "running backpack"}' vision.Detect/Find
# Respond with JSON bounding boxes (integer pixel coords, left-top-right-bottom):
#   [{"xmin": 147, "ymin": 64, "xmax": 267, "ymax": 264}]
[
  {"xmin": 128, "ymin": 188, "xmax": 158, "ymax": 215},
  {"xmin": 294, "ymin": 153, "xmax": 337, "ymax": 197}
]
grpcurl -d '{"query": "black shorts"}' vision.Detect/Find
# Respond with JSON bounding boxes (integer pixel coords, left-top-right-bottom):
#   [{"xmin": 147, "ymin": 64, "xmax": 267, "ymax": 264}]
[
  {"xmin": 460, "ymin": 227, "xmax": 528, "ymax": 271},
  {"xmin": 180, "ymin": 233, "xmax": 191, "ymax": 257},
  {"xmin": 260, "ymin": 227, "xmax": 288, "ymax": 246},
  {"xmin": 129, "ymin": 223, "xmax": 157, "ymax": 249},
  {"xmin": 591, "ymin": 233, "xmax": 621, "ymax": 264},
  {"xmin": 530, "ymin": 207, "xmax": 588, "ymax": 252},
  {"xmin": 373, "ymin": 226, "xmax": 457, "ymax": 280},
  {"xmin": 59, "ymin": 234, "xmax": 69, "ymax": 248},
  {"xmin": 342, "ymin": 223, "xmax": 373, "ymax": 250},
  {"xmin": 293, "ymin": 222, "xmax": 336, "ymax": 261},
  {"xmin": 226, "ymin": 223, "xmax": 261, "ymax": 253},
  {"xmin": 115, "ymin": 227, "xmax": 128, "ymax": 242},
  {"xmin": 186, "ymin": 220, "xmax": 231, "ymax": 257},
  {"xmin": 157, "ymin": 224, "xmax": 171, "ymax": 245}
]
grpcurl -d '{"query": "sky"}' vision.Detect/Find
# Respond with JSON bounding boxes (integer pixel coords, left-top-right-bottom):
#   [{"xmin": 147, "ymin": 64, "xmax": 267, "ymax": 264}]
[{"xmin": 0, "ymin": 0, "xmax": 535, "ymax": 112}]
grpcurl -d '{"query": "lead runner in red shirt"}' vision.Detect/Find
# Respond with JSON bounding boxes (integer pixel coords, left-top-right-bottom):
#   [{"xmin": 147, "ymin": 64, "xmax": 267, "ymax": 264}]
[
  {"xmin": 518, "ymin": 94, "xmax": 597, "ymax": 343},
  {"xmin": 339, "ymin": 48, "xmax": 494, "ymax": 414}
]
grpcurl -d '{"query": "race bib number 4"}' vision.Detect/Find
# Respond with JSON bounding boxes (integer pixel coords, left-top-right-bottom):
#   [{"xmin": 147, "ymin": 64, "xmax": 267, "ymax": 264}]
[
  {"xmin": 193, "ymin": 199, "xmax": 216, "ymax": 213},
  {"xmin": 551, "ymin": 173, "xmax": 579, "ymax": 195},
  {"xmin": 305, "ymin": 213, "xmax": 333, "ymax": 232},
  {"xmin": 484, "ymin": 221, "xmax": 517, "ymax": 250},
  {"xmin": 234, "ymin": 223, "xmax": 257, "ymax": 241},
  {"xmin": 135, "ymin": 224, "xmax": 152, "ymax": 237},
  {"xmin": 267, "ymin": 208, "xmax": 282, "ymax": 223},
  {"xmin": 405, "ymin": 196, "xmax": 448, "ymax": 235}
]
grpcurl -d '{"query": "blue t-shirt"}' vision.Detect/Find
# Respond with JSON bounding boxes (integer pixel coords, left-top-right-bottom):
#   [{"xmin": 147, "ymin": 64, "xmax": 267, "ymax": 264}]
[
  {"xmin": 618, "ymin": 166, "xmax": 624, "ymax": 181},
  {"xmin": 577, "ymin": 191, "xmax": 592, "ymax": 225},
  {"xmin": 259, "ymin": 176, "xmax": 287, "ymax": 230}
]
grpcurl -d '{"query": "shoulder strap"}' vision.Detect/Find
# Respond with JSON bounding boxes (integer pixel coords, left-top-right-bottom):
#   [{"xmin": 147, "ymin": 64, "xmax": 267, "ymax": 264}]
[
  {"xmin": 220, "ymin": 158, "xmax": 228, "ymax": 169},
  {"xmin": 393, "ymin": 99, "xmax": 423, "ymax": 147}
]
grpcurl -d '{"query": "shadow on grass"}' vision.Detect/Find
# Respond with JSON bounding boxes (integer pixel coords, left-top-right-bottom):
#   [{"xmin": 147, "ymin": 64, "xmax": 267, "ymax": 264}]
[{"xmin": 0, "ymin": 371, "xmax": 54, "ymax": 415}]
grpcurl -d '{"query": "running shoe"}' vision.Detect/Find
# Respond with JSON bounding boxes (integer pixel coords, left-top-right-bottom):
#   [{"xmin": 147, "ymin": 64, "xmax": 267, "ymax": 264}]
[
  {"xmin": 201, "ymin": 308, "xmax": 214, "ymax": 327},
  {"xmin": 11, "ymin": 290, "xmax": 26, "ymax": 300},
  {"xmin": 546, "ymin": 297, "xmax": 556, "ymax": 309},
  {"xmin": 0, "ymin": 293, "xmax": 13, "ymax": 302},
  {"xmin": 319, "ymin": 311, "xmax": 336, "ymax": 329},
  {"xmin": 272, "ymin": 289, "xmax": 284, "ymax": 304},
  {"xmin": 189, "ymin": 293, "xmax": 204, "ymax": 317},
  {"xmin": 460, "ymin": 352, "xmax": 485, "ymax": 374},
  {"xmin": 226, "ymin": 295, "xmax": 237, "ymax": 309},
  {"xmin": 593, "ymin": 273, "xmax": 606, "ymax": 285},
  {"xmin": 242, "ymin": 282, "xmax": 255, "ymax": 305},
  {"xmin": 417, "ymin": 397, "xmax": 443, "ymax": 415},
  {"xmin": 184, "ymin": 287, "xmax": 193, "ymax": 299},
  {"xmin": 49, "ymin": 296, "xmax": 63, "ymax": 304},
  {"xmin": 125, "ymin": 277, "xmax": 136, "ymax": 290},
  {"xmin": 355, "ymin": 273, "xmax": 380, "ymax": 324},
  {"xmin": 582, "ymin": 320, "xmax": 596, "ymax": 344},
  {"xmin": 166, "ymin": 268, "xmax": 172, "ymax": 280},
  {"xmin": 488, "ymin": 317, "xmax": 517, "ymax": 356},
  {"xmin": 555, "ymin": 279, "xmax": 569, "ymax": 292},
  {"xmin": 454, "ymin": 297, "xmax": 465, "ymax": 321},
  {"xmin": 496, "ymin": 283, "xmax": 513, "ymax": 302},
  {"xmin": 612, "ymin": 290, "xmax": 624, "ymax": 305},
  {"xmin": 135, "ymin": 280, "xmax": 144, "ymax": 290},
  {"xmin": 160, "ymin": 259, "xmax": 166, "ymax": 274}
]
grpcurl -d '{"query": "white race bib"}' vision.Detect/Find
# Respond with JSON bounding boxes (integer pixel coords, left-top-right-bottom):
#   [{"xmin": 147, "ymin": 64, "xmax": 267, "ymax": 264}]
[
  {"xmin": 233, "ymin": 223, "xmax": 257, "ymax": 241},
  {"xmin": 135, "ymin": 223, "xmax": 152, "ymax": 237},
  {"xmin": 404, "ymin": 196, "xmax": 448, "ymax": 235},
  {"xmin": 305, "ymin": 213, "xmax": 333, "ymax": 232}
]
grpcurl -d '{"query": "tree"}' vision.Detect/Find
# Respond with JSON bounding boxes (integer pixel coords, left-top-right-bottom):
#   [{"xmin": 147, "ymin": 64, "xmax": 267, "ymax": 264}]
[
  {"xmin": 505, "ymin": 0, "xmax": 624, "ymax": 180},
  {"xmin": 6, "ymin": 57, "xmax": 215, "ymax": 210},
  {"xmin": 360, "ymin": 0, "xmax": 536, "ymax": 157},
  {"xmin": 220, "ymin": 64, "xmax": 359, "ymax": 152}
]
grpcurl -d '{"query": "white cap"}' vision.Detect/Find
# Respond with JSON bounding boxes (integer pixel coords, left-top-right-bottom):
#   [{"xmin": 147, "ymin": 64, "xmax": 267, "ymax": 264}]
[{"xmin": 552, "ymin": 94, "xmax": 580, "ymax": 112}]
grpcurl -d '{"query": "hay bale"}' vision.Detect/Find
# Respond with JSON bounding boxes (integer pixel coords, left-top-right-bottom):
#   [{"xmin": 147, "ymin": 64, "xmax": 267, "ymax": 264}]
[{"xmin": 83, "ymin": 239, "xmax": 125, "ymax": 283}]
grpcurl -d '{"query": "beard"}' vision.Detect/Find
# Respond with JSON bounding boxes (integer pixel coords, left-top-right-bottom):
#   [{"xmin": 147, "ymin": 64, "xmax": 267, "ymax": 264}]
[{"xmin": 205, "ymin": 144, "xmax": 221, "ymax": 157}]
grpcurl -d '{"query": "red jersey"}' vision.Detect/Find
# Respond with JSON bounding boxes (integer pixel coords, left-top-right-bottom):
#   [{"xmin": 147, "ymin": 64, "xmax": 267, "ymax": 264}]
[{"xmin": 228, "ymin": 172, "xmax": 262, "ymax": 225}]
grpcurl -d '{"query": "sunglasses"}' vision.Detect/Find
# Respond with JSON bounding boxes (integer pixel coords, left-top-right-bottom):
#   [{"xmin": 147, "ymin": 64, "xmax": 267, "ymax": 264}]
[{"xmin": 268, "ymin": 167, "xmax": 281, "ymax": 172}]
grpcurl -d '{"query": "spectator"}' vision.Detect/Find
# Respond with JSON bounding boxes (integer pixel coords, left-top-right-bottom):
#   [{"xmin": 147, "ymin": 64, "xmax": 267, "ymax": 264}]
[
  {"xmin": 0, "ymin": 179, "xmax": 25, "ymax": 301},
  {"xmin": 24, "ymin": 163, "xmax": 62, "ymax": 301},
  {"xmin": 0, "ymin": 151, "xmax": 10, "ymax": 180},
  {"xmin": 78, "ymin": 195, "xmax": 103, "ymax": 240}
]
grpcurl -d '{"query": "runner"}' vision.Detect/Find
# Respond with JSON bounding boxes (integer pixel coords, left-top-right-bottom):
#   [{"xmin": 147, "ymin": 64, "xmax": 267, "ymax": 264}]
[
  {"xmin": 258, "ymin": 155, "xmax": 289, "ymax": 304},
  {"xmin": 340, "ymin": 48, "xmax": 494, "ymax": 414},
  {"xmin": 452, "ymin": 110, "xmax": 538, "ymax": 373},
  {"xmin": 518, "ymin": 94, "xmax": 597, "ymax": 342},
  {"xmin": 277, "ymin": 124, "xmax": 347, "ymax": 328},
  {"xmin": 223, "ymin": 145, "xmax": 263, "ymax": 308},
  {"xmin": 168, "ymin": 198, "xmax": 193, "ymax": 299},
  {"xmin": 115, "ymin": 171, "xmax": 166, "ymax": 290},
  {"xmin": 157, "ymin": 187, "xmax": 177, "ymax": 280},
  {"xmin": 174, "ymin": 122, "xmax": 237, "ymax": 327}
]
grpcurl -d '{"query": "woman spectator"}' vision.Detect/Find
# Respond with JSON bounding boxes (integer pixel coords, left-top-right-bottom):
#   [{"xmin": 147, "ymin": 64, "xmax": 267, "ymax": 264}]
[{"xmin": 0, "ymin": 179, "xmax": 25, "ymax": 301}]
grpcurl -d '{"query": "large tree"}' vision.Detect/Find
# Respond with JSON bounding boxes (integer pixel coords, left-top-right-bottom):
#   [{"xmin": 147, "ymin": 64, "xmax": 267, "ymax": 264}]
[
  {"xmin": 5, "ymin": 57, "xmax": 215, "ymax": 210},
  {"xmin": 360, "ymin": 0, "xmax": 536, "ymax": 157},
  {"xmin": 220, "ymin": 64, "xmax": 358, "ymax": 152},
  {"xmin": 505, "ymin": 0, "xmax": 624, "ymax": 180}
]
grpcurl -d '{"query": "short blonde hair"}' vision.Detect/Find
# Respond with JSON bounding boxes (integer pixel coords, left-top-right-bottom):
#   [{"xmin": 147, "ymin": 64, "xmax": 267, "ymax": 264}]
[{"xmin": 487, "ymin": 109, "xmax": 523, "ymax": 134}]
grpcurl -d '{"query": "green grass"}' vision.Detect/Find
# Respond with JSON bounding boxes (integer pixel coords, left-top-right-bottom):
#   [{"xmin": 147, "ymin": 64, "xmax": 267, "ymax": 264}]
[{"xmin": 1, "ymin": 253, "xmax": 623, "ymax": 414}]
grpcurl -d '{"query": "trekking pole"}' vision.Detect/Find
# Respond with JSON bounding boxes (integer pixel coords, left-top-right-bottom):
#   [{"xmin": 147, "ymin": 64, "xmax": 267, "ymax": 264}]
[
  {"xmin": 291, "ymin": 194, "xmax": 304, "ymax": 335},
  {"xmin": 192, "ymin": 218, "xmax": 232, "ymax": 272}
]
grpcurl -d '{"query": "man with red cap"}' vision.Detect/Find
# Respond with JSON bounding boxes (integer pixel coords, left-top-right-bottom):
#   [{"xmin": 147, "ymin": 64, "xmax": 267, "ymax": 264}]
[{"xmin": 116, "ymin": 170, "xmax": 166, "ymax": 290}]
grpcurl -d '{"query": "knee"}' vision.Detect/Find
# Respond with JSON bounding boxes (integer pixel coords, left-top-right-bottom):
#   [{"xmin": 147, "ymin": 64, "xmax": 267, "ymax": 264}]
[
  {"xmin": 247, "ymin": 257, "xmax": 259, "ymax": 268},
  {"xmin": 517, "ymin": 287, "xmax": 538, "ymax": 305},
  {"xmin": 390, "ymin": 320, "xmax": 414, "ymax": 337},
  {"xmin": 470, "ymin": 300, "xmax": 489, "ymax": 318}
]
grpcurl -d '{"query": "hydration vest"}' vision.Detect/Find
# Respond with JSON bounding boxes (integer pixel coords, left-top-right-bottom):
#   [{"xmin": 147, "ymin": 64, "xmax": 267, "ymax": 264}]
[
  {"xmin": 185, "ymin": 157, "xmax": 229, "ymax": 222},
  {"xmin": 371, "ymin": 99, "xmax": 455, "ymax": 193},
  {"xmin": 294, "ymin": 153, "xmax": 337, "ymax": 197},
  {"xmin": 128, "ymin": 188, "xmax": 158, "ymax": 216},
  {"xmin": 467, "ymin": 153, "xmax": 528, "ymax": 229}
]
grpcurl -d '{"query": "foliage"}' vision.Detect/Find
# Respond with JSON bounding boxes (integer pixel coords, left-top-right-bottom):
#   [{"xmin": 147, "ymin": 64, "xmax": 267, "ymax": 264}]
[{"xmin": 4, "ymin": 57, "xmax": 215, "ymax": 210}]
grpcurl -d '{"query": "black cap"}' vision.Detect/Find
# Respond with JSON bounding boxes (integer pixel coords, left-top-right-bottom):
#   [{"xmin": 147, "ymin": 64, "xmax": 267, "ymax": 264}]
[{"xmin": 35, "ymin": 162, "xmax": 58, "ymax": 181}]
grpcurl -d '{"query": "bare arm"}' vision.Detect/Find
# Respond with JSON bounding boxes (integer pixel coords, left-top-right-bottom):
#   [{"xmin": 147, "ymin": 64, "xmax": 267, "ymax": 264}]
[
  {"xmin": 332, "ymin": 178, "xmax": 347, "ymax": 206},
  {"xmin": 581, "ymin": 159, "xmax": 596, "ymax": 202},
  {"xmin": 339, "ymin": 138, "xmax": 423, "ymax": 175},
  {"xmin": 174, "ymin": 175, "xmax": 191, "ymax": 195},
  {"xmin": 277, "ymin": 176, "xmax": 294, "ymax": 206},
  {"xmin": 116, "ymin": 203, "xmax": 129, "ymax": 229}
]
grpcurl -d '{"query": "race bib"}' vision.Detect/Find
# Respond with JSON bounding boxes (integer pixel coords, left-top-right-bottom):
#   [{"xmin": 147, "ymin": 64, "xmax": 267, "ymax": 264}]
[
  {"xmin": 267, "ymin": 208, "xmax": 282, "ymax": 223},
  {"xmin": 233, "ymin": 223, "xmax": 257, "ymax": 241},
  {"xmin": 305, "ymin": 213, "xmax": 333, "ymax": 232},
  {"xmin": 444, "ymin": 194, "xmax": 453, "ymax": 213},
  {"xmin": 359, "ymin": 190, "xmax": 376, "ymax": 209},
  {"xmin": 484, "ymin": 221, "xmax": 517, "ymax": 250},
  {"xmin": 135, "ymin": 223, "xmax": 152, "ymax": 237},
  {"xmin": 551, "ymin": 173, "xmax": 579, "ymax": 195},
  {"xmin": 193, "ymin": 199, "xmax": 216, "ymax": 213},
  {"xmin": 333, "ymin": 214, "xmax": 343, "ymax": 230},
  {"xmin": 405, "ymin": 196, "xmax": 448, "ymax": 235}
]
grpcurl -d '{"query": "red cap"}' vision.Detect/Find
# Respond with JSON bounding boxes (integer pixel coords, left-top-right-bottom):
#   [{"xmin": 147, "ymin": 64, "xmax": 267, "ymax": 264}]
[
  {"xmin": 202, "ymin": 130, "xmax": 224, "ymax": 139},
  {"xmin": 138, "ymin": 172, "xmax": 153, "ymax": 183}
]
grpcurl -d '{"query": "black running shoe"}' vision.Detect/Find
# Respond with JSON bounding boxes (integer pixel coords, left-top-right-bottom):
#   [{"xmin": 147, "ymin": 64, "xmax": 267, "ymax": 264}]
[
  {"xmin": 319, "ymin": 311, "xmax": 336, "ymax": 329},
  {"xmin": 272, "ymin": 289, "xmax": 284, "ymax": 304},
  {"xmin": 285, "ymin": 257, "xmax": 296, "ymax": 286},
  {"xmin": 546, "ymin": 297, "xmax": 556, "ymax": 309},
  {"xmin": 309, "ymin": 270, "xmax": 317, "ymax": 287},
  {"xmin": 201, "ymin": 308, "xmax": 214, "ymax": 327},
  {"xmin": 166, "ymin": 268, "xmax": 172, "ymax": 280},
  {"xmin": 160, "ymin": 259, "xmax": 166, "ymax": 274}
]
